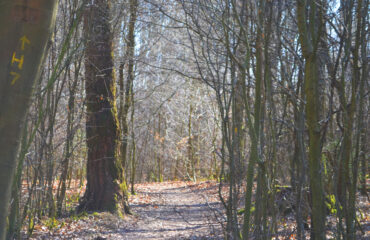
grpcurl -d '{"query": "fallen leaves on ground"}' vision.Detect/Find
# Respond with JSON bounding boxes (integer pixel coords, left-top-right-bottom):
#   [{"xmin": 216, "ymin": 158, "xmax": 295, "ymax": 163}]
[{"xmin": 25, "ymin": 180, "xmax": 369, "ymax": 239}]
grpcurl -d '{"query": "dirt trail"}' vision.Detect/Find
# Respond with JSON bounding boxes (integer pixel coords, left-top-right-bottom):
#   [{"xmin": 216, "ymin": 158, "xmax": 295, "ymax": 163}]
[
  {"xmin": 29, "ymin": 181, "xmax": 224, "ymax": 239},
  {"xmin": 121, "ymin": 181, "xmax": 223, "ymax": 239},
  {"xmin": 27, "ymin": 181, "xmax": 370, "ymax": 239}
]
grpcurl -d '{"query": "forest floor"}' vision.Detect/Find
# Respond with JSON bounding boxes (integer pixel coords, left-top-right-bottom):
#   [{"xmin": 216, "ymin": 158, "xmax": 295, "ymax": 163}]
[
  {"xmin": 27, "ymin": 180, "xmax": 369, "ymax": 239},
  {"xmin": 29, "ymin": 181, "xmax": 224, "ymax": 239}
]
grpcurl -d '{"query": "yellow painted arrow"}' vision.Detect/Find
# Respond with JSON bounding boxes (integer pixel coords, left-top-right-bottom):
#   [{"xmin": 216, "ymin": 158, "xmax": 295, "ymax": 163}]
[{"xmin": 20, "ymin": 35, "xmax": 31, "ymax": 51}]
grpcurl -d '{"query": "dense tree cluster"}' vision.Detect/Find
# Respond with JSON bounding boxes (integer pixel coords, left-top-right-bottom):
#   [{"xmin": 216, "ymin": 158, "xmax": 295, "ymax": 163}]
[{"xmin": 0, "ymin": 0, "xmax": 368, "ymax": 239}]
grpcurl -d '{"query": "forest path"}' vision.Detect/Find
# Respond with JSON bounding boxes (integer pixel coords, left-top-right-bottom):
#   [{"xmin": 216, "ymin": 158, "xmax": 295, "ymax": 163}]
[
  {"xmin": 29, "ymin": 181, "xmax": 224, "ymax": 239},
  {"xmin": 121, "ymin": 181, "xmax": 223, "ymax": 239},
  {"xmin": 27, "ymin": 181, "xmax": 370, "ymax": 239}
]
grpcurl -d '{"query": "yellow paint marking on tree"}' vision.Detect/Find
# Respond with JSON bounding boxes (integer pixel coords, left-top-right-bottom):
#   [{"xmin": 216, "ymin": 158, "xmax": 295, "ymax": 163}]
[
  {"xmin": 9, "ymin": 36, "xmax": 30, "ymax": 85},
  {"xmin": 10, "ymin": 72, "xmax": 21, "ymax": 85},
  {"xmin": 11, "ymin": 52, "xmax": 24, "ymax": 70},
  {"xmin": 20, "ymin": 35, "xmax": 30, "ymax": 50}
]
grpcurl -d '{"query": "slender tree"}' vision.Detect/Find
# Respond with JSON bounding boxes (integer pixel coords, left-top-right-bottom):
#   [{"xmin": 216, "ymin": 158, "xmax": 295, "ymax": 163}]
[
  {"xmin": 297, "ymin": 0, "xmax": 326, "ymax": 239},
  {"xmin": 120, "ymin": 0, "xmax": 138, "ymax": 172}
]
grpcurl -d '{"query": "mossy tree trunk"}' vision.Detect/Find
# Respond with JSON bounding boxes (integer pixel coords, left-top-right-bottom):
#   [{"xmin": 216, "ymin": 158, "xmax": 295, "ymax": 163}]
[
  {"xmin": 359, "ymin": 0, "xmax": 368, "ymax": 197},
  {"xmin": 120, "ymin": 0, "xmax": 138, "ymax": 172},
  {"xmin": 78, "ymin": 0, "xmax": 128, "ymax": 214},
  {"xmin": 7, "ymin": 121, "xmax": 29, "ymax": 239},
  {"xmin": 336, "ymin": 0, "xmax": 365, "ymax": 238},
  {"xmin": 297, "ymin": 0, "xmax": 326, "ymax": 239},
  {"xmin": 242, "ymin": 0, "xmax": 263, "ymax": 237},
  {"xmin": 130, "ymin": 96, "xmax": 136, "ymax": 194},
  {"xmin": 0, "ymin": 1, "xmax": 58, "ymax": 239}
]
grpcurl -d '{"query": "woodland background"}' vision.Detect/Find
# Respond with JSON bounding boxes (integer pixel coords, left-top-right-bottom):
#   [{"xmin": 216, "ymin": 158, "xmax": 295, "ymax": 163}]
[{"xmin": 0, "ymin": 0, "xmax": 368, "ymax": 239}]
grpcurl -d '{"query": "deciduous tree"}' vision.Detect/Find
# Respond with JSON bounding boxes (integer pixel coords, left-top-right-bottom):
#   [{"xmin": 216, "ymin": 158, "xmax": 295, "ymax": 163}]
[
  {"xmin": 77, "ymin": 0, "xmax": 129, "ymax": 214},
  {"xmin": 0, "ymin": 0, "xmax": 58, "ymax": 238}
]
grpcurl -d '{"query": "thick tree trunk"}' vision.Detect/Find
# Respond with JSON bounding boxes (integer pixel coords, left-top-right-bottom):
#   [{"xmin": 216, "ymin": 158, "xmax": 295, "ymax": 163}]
[
  {"xmin": 78, "ymin": 0, "xmax": 128, "ymax": 214},
  {"xmin": 0, "ymin": 1, "xmax": 58, "ymax": 238}
]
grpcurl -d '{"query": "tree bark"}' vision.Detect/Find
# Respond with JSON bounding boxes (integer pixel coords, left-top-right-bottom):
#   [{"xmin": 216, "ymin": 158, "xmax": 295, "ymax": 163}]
[
  {"xmin": 120, "ymin": 0, "xmax": 138, "ymax": 171},
  {"xmin": 242, "ymin": 1, "xmax": 263, "ymax": 237},
  {"xmin": 297, "ymin": 0, "xmax": 326, "ymax": 239},
  {"xmin": 0, "ymin": 1, "xmax": 58, "ymax": 238},
  {"xmin": 78, "ymin": 0, "xmax": 128, "ymax": 214}
]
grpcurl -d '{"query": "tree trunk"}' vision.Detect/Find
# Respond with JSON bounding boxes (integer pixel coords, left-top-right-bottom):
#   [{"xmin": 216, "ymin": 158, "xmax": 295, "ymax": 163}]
[
  {"xmin": 57, "ymin": 60, "xmax": 81, "ymax": 216},
  {"xmin": 78, "ymin": 0, "xmax": 128, "ymax": 214},
  {"xmin": 7, "ymin": 121, "xmax": 29, "ymax": 239},
  {"xmin": 242, "ymin": 1, "xmax": 263, "ymax": 236},
  {"xmin": 304, "ymin": 56, "xmax": 326, "ymax": 240},
  {"xmin": 120, "ymin": 0, "xmax": 138, "ymax": 172},
  {"xmin": 130, "ymin": 100, "xmax": 136, "ymax": 194},
  {"xmin": 297, "ymin": 0, "xmax": 326, "ymax": 238},
  {"xmin": 187, "ymin": 104, "xmax": 195, "ymax": 181},
  {"xmin": 0, "ymin": 1, "xmax": 58, "ymax": 238}
]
